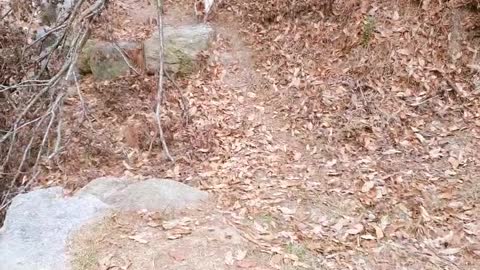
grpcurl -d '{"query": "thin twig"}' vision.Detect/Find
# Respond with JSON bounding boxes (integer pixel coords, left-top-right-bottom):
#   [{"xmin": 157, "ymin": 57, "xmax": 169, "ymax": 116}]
[
  {"xmin": 154, "ymin": 0, "xmax": 174, "ymax": 162},
  {"xmin": 73, "ymin": 70, "xmax": 90, "ymax": 124},
  {"xmin": 1, "ymin": 0, "xmax": 107, "ymax": 213},
  {"xmin": 165, "ymin": 71, "xmax": 190, "ymax": 125},
  {"xmin": 26, "ymin": 24, "xmax": 67, "ymax": 50},
  {"xmin": 0, "ymin": 8, "xmax": 12, "ymax": 21},
  {"xmin": 113, "ymin": 42, "xmax": 141, "ymax": 75}
]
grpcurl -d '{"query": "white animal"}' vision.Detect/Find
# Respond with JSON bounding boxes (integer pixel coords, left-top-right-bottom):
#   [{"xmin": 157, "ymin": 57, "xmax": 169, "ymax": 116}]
[{"xmin": 194, "ymin": 0, "xmax": 214, "ymax": 22}]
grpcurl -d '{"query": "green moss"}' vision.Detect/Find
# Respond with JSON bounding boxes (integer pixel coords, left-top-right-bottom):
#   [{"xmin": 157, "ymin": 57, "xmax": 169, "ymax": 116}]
[
  {"xmin": 164, "ymin": 42, "xmax": 194, "ymax": 75},
  {"xmin": 362, "ymin": 16, "xmax": 376, "ymax": 47},
  {"xmin": 89, "ymin": 45, "xmax": 130, "ymax": 80},
  {"xmin": 286, "ymin": 242, "xmax": 307, "ymax": 261},
  {"xmin": 257, "ymin": 214, "xmax": 275, "ymax": 224},
  {"xmin": 78, "ymin": 40, "xmax": 97, "ymax": 74}
]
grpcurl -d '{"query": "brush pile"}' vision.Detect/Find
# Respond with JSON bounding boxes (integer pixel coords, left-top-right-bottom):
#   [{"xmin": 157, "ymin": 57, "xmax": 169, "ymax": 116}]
[{"xmin": 0, "ymin": 0, "xmax": 107, "ymax": 222}]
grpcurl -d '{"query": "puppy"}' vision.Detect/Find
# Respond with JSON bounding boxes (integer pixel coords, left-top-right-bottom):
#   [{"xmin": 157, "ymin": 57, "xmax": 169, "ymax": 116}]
[{"xmin": 194, "ymin": 0, "xmax": 214, "ymax": 22}]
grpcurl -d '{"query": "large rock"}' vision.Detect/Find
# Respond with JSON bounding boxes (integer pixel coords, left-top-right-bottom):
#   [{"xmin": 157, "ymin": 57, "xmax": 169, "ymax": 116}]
[
  {"xmin": 144, "ymin": 24, "xmax": 215, "ymax": 75},
  {"xmin": 78, "ymin": 177, "xmax": 208, "ymax": 211},
  {"xmin": 0, "ymin": 177, "xmax": 208, "ymax": 270},
  {"xmin": 0, "ymin": 187, "xmax": 109, "ymax": 270},
  {"xmin": 77, "ymin": 40, "xmax": 143, "ymax": 80},
  {"xmin": 89, "ymin": 41, "xmax": 142, "ymax": 81}
]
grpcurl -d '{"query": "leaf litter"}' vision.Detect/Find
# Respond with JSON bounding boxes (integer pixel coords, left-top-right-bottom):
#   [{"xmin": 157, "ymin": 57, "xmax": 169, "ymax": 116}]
[{"xmin": 44, "ymin": 0, "xmax": 480, "ymax": 269}]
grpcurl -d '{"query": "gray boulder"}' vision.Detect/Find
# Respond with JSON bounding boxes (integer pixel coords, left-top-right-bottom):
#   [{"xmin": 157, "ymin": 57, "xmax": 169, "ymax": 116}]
[
  {"xmin": 0, "ymin": 187, "xmax": 109, "ymax": 270},
  {"xmin": 77, "ymin": 24, "xmax": 214, "ymax": 80},
  {"xmin": 0, "ymin": 177, "xmax": 208, "ymax": 270},
  {"xmin": 77, "ymin": 40, "xmax": 143, "ymax": 80},
  {"xmin": 144, "ymin": 24, "xmax": 215, "ymax": 75},
  {"xmin": 78, "ymin": 177, "xmax": 208, "ymax": 211},
  {"xmin": 88, "ymin": 41, "xmax": 142, "ymax": 81}
]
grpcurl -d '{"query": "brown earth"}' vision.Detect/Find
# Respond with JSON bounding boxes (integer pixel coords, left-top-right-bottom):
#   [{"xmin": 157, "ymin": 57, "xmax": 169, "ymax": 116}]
[{"xmin": 43, "ymin": 0, "xmax": 480, "ymax": 269}]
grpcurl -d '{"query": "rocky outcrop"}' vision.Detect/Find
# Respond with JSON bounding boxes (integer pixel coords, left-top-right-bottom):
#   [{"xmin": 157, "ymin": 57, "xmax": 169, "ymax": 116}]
[
  {"xmin": 0, "ymin": 187, "xmax": 109, "ymax": 270},
  {"xmin": 0, "ymin": 177, "xmax": 208, "ymax": 270},
  {"xmin": 78, "ymin": 177, "xmax": 208, "ymax": 211}
]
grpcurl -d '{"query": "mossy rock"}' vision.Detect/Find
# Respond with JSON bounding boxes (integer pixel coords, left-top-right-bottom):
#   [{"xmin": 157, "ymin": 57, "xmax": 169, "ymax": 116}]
[
  {"xmin": 78, "ymin": 40, "xmax": 142, "ymax": 80},
  {"xmin": 77, "ymin": 39, "xmax": 97, "ymax": 74},
  {"xmin": 144, "ymin": 24, "xmax": 215, "ymax": 75}
]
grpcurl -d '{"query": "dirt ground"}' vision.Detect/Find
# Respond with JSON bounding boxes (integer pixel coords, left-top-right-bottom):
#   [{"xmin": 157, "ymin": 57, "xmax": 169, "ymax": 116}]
[{"xmin": 49, "ymin": 0, "xmax": 480, "ymax": 269}]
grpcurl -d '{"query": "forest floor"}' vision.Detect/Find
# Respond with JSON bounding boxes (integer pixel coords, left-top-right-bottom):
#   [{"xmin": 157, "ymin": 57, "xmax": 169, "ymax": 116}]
[{"xmin": 43, "ymin": 0, "xmax": 480, "ymax": 269}]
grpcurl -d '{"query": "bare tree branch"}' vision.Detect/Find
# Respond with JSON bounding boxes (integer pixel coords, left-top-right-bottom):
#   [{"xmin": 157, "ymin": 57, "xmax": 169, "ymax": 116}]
[
  {"xmin": 154, "ymin": 0, "xmax": 174, "ymax": 162},
  {"xmin": 0, "ymin": 0, "xmax": 108, "ymax": 217}
]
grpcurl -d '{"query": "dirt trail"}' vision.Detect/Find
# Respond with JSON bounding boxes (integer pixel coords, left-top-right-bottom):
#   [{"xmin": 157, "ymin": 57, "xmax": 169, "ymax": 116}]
[
  {"xmin": 66, "ymin": 0, "xmax": 480, "ymax": 269},
  {"xmin": 71, "ymin": 2, "xmax": 346, "ymax": 268}
]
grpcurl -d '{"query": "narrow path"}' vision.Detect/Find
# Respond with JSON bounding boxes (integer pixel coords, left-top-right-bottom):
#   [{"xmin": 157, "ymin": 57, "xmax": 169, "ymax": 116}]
[
  {"xmin": 63, "ymin": 1, "xmax": 480, "ymax": 269},
  {"xmin": 197, "ymin": 12, "xmax": 365, "ymax": 269}
]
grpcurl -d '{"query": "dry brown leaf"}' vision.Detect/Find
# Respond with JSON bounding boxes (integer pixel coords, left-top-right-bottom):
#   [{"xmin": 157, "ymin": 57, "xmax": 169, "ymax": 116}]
[
  {"xmin": 166, "ymin": 226, "xmax": 192, "ymax": 240},
  {"xmin": 346, "ymin": 224, "xmax": 364, "ymax": 235},
  {"xmin": 278, "ymin": 207, "xmax": 296, "ymax": 215},
  {"xmin": 147, "ymin": 221, "xmax": 161, "ymax": 228},
  {"xmin": 236, "ymin": 249, "xmax": 248, "ymax": 261},
  {"xmin": 253, "ymin": 221, "xmax": 269, "ymax": 235},
  {"xmin": 237, "ymin": 260, "xmax": 257, "ymax": 268},
  {"xmin": 397, "ymin": 48, "xmax": 410, "ymax": 55},
  {"xmin": 162, "ymin": 220, "xmax": 179, "ymax": 230},
  {"xmin": 439, "ymin": 248, "xmax": 462, "ymax": 255},
  {"xmin": 225, "ymin": 251, "xmax": 235, "ymax": 265},
  {"xmin": 361, "ymin": 234, "xmax": 376, "ymax": 240},
  {"xmin": 372, "ymin": 224, "xmax": 384, "ymax": 240},
  {"xmin": 361, "ymin": 181, "xmax": 375, "ymax": 193},
  {"xmin": 168, "ymin": 250, "xmax": 187, "ymax": 261},
  {"xmin": 128, "ymin": 232, "xmax": 149, "ymax": 244}
]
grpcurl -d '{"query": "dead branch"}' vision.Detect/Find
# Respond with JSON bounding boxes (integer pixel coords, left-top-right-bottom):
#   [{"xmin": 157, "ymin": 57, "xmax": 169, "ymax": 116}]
[
  {"xmin": 0, "ymin": 0, "xmax": 108, "ymax": 217},
  {"xmin": 113, "ymin": 42, "xmax": 142, "ymax": 75},
  {"xmin": 154, "ymin": 0, "xmax": 174, "ymax": 162}
]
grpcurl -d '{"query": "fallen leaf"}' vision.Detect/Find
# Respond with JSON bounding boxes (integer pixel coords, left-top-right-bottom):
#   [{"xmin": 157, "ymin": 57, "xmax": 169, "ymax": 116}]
[
  {"xmin": 237, "ymin": 260, "xmax": 257, "ymax": 268},
  {"xmin": 162, "ymin": 220, "xmax": 179, "ymax": 230},
  {"xmin": 293, "ymin": 261, "xmax": 311, "ymax": 268},
  {"xmin": 253, "ymin": 221, "xmax": 269, "ymax": 235},
  {"xmin": 397, "ymin": 48, "xmax": 410, "ymax": 55},
  {"xmin": 166, "ymin": 234, "xmax": 181, "ymax": 240},
  {"xmin": 236, "ymin": 249, "xmax": 248, "ymax": 260},
  {"xmin": 448, "ymin": 156, "xmax": 459, "ymax": 169},
  {"xmin": 439, "ymin": 248, "xmax": 462, "ymax": 255},
  {"xmin": 372, "ymin": 224, "xmax": 384, "ymax": 239},
  {"xmin": 361, "ymin": 234, "xmax": 376, "ymax": 240},
  {"xmin": 382, "ymin": 149, "xmax": 401, "ymax": 155},
  {"xmin": 225, "ymin": 251, "xmax": 234, "ymax": 265},
  {"xmin": 361, "ymin": 181, "xmax": 375, "ymax": 193},
  {"xmin": 98, "ymin": 253, "xmax": 114, "ymax": 270},
  {"xmin": 128, "ymin": 233, "xmax": 149, "ymax": 244},
  {"xmin": 147, "ymin": 221, "xmax": 161, "ymax": 228},
  {"xmin": 332, "ymin": 218, "xmax": 349, "ymax": 232},
  {"xmin": 168, "ymin": 250, "xmax": 186, "ymax": 261},
  {"xmin": 346, "ymin": 223, "xmax": 364, "ymax": 235},
  {"xmin": 278, "ymin": 207, "xmax": 296, "ymax": 215}
]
